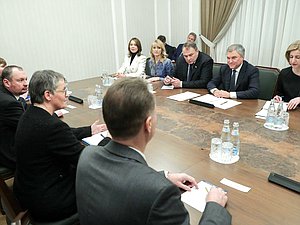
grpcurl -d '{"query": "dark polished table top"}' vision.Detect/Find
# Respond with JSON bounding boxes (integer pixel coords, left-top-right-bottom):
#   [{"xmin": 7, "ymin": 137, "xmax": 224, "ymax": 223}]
[{"xmin": 65, "ymin": 78, "xmax": 300, "ymax": 225}]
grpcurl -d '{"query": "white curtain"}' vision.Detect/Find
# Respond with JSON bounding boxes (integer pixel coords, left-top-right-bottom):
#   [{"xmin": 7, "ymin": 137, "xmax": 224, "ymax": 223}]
[{"xmin": 215, "ymin": 0, "xmax": 300, "ymax": 69}]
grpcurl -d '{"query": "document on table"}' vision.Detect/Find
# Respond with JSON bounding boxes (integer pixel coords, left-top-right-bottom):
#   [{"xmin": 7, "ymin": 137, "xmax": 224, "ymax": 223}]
[
  {"xmin": 167, "ymin": 91, "xmax": 201, "ymax": 101},
  {"xmin": 161, "ymin": 85, "xmax": 174, "ymax": 90},
  {"xmin": 192, "ymin": 94, "xmax": 241, "ymax": 109},
  {"xmin": 255, "ymin": 101, "xmax": 288, "ymax": 119},
  {"xmin": 181, "ymin": 181, "xmax": 213, "ymax": 212},
  {"xmin": 82, "ymin": 130, "xmax": 108, "ymax": 145}
]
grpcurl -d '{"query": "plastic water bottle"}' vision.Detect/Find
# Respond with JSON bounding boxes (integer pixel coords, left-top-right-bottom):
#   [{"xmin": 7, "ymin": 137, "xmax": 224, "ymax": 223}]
[
  {"xmin": 231, "ymin": 122, "xmax": 240, "ymax": 157},
  {"xmin": 274, "ymin": 101, "xmax": 284, "ymax": 129},
  {"xmin": 95, "ymin": 84, "xmax": 102, "ymax": 105},
  {"xmin": 265, "ymin": 99, "xmax": 276, "ymax": 127},
  {"xmin": 221, "ymin": 119, "xmax": 231, "ymax": 142}
]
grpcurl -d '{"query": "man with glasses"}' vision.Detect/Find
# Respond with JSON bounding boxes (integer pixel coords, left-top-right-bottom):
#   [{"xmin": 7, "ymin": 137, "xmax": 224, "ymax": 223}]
[
  {"xmin": 13, "ymin": 70, "xmax": 107, "ymax": 223},
  {"xmin": 207, "ymin": 44, "xmax": 259, "ymax": 99},
  {"xmin": 164, "ymin": 42, "xmax": 213, "ymax": 88},
  {"xmin": 0, "ymin": 65, "xmax": 28, "ymax": 170}
]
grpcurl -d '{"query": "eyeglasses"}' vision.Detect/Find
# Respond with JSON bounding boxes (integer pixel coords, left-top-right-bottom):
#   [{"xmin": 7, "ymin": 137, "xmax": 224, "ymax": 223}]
[{"xmin": 55, "ymin": 87, "xmax": 68, "ymax": 95}]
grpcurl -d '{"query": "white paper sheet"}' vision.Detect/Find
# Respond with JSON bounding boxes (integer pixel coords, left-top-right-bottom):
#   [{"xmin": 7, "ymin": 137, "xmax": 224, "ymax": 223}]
[
  {"xmin": 82, "ymin": 130, "xmax": 108, "ymax": 145},
  {"xmin": 181, "ymin": 181, "xmax": 213, "ymax": 212},
  {"xmin": 192, "ymin": 94, "xmax": 242, "ymax": 109},
  {"xmin": 161, "ymin": 85, "xmax": 174, "ymax": 90},
  {"xmin": 220, "ymin": 178, "xmax": 251, "ymax": 192},
  {"xmin": 67, "ymin": 104, "xmax": 77, "ymax": 109},
  {"xmin": 167, "ymin": 91, "xmax": 201, "ymax": 101}
]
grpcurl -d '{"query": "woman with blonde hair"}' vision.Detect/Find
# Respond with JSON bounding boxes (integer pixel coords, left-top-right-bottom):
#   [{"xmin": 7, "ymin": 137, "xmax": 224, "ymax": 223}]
[
  {"xmin": 146, "ymin": 39, "xmax": 173, "ymax": 82},
  {"xmin": 274, "ymin": 40, "xmax": 300, "ymax": 110}
]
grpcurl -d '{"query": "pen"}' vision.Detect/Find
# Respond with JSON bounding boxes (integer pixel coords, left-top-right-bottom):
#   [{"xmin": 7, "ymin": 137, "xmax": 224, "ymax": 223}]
[
  {"xmin": 100, "ymin": 133, "xmax": 106, "ymax": 139},
  {"xmin": 205, "ymin": 187, "xmax": 210, "ymax": 193},
  {"xmin": 220, "ymin": 101, "xmax": 228, "ymax": 105}
]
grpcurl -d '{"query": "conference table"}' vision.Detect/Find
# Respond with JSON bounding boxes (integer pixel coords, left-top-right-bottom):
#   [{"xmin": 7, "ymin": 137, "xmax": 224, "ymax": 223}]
[{"xmin": 63, "ymin": 77, "xmax": 300, "ymax": 225}]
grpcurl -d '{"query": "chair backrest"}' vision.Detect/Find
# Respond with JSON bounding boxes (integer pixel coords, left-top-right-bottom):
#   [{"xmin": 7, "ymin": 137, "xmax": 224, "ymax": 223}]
[
  {"xmin": 212, "ymin": 62, "xmax": 226, "ymax": 77},
  {"xmin": 257, "ymin": 66, "xmax": 280, "ymax": 100},
  {"xmin": 0, "ymin": 177, "xmax": 31, "ymax": 225}
]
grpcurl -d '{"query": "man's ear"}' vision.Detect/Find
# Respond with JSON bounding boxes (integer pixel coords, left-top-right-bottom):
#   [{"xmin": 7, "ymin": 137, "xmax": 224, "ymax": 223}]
[
  {"xmin": 145, "ymin": 116, "xmax": 152, "ymax": 133},
  {"xmin": 43, "ymin": 90, "xmax": 52, "ymax": 102},
  {"xmin": 2, "ymin": 78, "xmax": 10, "ymax": 89}
]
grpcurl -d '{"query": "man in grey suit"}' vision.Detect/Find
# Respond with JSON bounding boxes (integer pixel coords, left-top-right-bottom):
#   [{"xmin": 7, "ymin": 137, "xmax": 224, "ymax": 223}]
[
  {"xmin": 76, "ymin": 78, "xmax": 231, "ymax": 225},
  {"xmin": 207, "ymin": 44, "xmax": 259, "ymax": 99}
]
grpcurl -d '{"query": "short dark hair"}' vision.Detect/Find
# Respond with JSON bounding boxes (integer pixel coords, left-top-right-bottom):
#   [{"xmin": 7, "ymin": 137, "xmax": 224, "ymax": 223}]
[
  {"xmin": 128, "ymin": 37, "xmax": 142, "ymax": 56},
  {"xmin": 102, "ymin": 78, "xmax": 155, "ymax": 139},
  {"xmin": 29, "ymin": 70, "xmax": 66, "ymax": 104},
  {"xmin": 1, "ymin": 65, "xmax": 23, "ymax": 82},
  {"xmin": 183, "ymin": 41, "xmax": 198, "ymax": 51},
  {"xmin": 157, "ymin": 35, "xmax": 166, "ymax": 43}
]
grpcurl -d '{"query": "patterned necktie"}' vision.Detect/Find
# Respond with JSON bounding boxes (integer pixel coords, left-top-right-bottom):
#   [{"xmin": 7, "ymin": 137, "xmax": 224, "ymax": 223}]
[
  {"xmin": 187, "ymin": 64, "xmax": 191, "ymax": 81},
  {"xmin": 230, "ymin": 69, "xmax": 237, "ymax": 91}
]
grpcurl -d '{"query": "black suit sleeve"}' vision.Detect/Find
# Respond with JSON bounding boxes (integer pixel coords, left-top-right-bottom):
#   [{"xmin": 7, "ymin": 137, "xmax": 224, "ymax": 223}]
[
  {"xmin": 4, "ymin": 100, "xmax": 24, "ymax": 128},
  {"xmin": 236, "ymin": 66, "xmax": 259, "ymax": 99},
  {"xmin": 71, "ymin": 126, "xmax": 91, "ymax": 140},
  {"xmin": 199, "ymin": 202, "xmax": 232, "ymax": 225}
]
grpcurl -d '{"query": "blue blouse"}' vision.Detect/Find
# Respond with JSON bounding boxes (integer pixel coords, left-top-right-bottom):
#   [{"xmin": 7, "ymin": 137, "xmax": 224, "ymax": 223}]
[{"xmin": 147, "ymin": 58, "xmax": 174, "ymax": 79}]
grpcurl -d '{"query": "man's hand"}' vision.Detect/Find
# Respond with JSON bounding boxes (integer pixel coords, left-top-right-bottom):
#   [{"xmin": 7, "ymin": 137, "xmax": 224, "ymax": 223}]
[
  {"xmin": 91, "ymin": 120, "xmax": 107, "ymax": 135},
  {"xmin": 213, "ymin": 90, "xmax": 230, "ymax": 98},
  {"xmin": 171, "ymin": 78, "xmax": 182, "ymax": 88},
  {"xmin": 206, "ymin": 187, "xmax": 228, "ymax": 207},
  {"xmin": 163, "ymin": 75, "xmax": 173, "ymax": 85},
  {"xmin": 167, "ymin": 172, "xmax": 198, "ymax": 191}
]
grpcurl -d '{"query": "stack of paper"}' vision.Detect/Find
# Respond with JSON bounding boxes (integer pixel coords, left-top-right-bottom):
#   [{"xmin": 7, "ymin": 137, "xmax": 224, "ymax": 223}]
[
  {"xmin": 192, "ymin": 94, "xmax": 241, "ymax": 109},
  {"xmin": 167, "ymin": 91, "xmax": 201, "ymax": 101}
]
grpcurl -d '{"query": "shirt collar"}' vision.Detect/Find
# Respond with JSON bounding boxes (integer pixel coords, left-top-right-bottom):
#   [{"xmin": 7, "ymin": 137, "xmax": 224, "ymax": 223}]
[
  {"xmin": 235, "ymin": 63, "xmax": 243, "ymax": 73},
  {"xmin": 129, "ymin": 146, "xmax": 146, "ymax": 160}
]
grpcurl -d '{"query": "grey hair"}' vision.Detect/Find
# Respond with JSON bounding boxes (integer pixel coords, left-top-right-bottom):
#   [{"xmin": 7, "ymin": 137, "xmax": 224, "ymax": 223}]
[
  {"xmin": 29, "ymin": 70, "xmax": 66, "ymax": 104},
  {"xmin": 227, "ymin": 44, "xmax": 245, "ymax": 58}
]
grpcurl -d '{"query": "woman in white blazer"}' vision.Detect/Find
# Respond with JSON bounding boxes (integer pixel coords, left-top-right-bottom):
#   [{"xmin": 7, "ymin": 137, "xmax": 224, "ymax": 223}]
[{"xmin": 116, "ymin": 37, "xmax": 146, "ymax": 78}]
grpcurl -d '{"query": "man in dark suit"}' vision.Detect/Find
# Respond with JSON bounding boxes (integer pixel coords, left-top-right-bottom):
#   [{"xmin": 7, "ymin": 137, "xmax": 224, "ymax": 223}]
[
  {"xmin": 157, "ymin": 35, "xmax": 176, "ymax": 61},
  {"xmin": 207, "ymin": 44, "xmax": 259, "ymax": 99},
  {"xmin": 76, "ymin": 78, "xmax": 231, "ymax": 225},
  {"xmin": 0, "ymin": 65, "xmax": 28, "ymax": 170},
  {"xmin": 173, "ymin": 32, "xmax": 197, "ymax": 62},
  {"xmin": 164, "ymin": 42, "xmax": 213, "ymax": 88}
]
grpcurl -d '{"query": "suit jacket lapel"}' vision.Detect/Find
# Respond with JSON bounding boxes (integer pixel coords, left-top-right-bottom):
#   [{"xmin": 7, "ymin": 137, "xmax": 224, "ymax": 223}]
[
  {"xmin": 105, "ymin": 140, "xmax": 148, "ymax": 166},
  {"xmin": 235, "ymin": 61, "xmax": 247, "ymax": 89}
]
